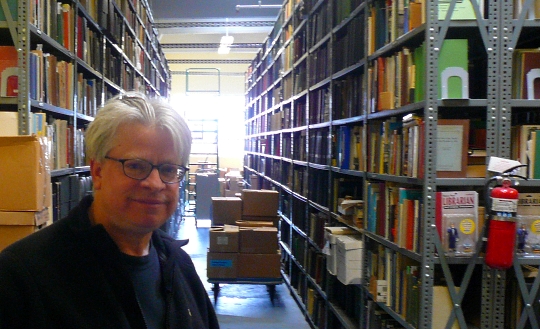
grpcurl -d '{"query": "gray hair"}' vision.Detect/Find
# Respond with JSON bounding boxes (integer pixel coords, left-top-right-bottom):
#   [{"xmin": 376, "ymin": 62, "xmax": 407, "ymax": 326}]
[{"xmin": 85, "ymin": 91, "xmax": 192, "ymax": 165}]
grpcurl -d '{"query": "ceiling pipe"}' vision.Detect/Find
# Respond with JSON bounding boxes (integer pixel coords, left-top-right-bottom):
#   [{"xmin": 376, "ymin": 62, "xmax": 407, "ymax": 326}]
[{"xmin": 236, "ymin": 1, "xmax": 281, "ymax": 12}]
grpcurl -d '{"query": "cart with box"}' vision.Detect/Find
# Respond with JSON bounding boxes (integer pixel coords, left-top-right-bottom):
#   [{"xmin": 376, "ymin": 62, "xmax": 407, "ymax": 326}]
[{"xmin": 207, "ymin": 189, "xmax": 282, "ymax": 303}]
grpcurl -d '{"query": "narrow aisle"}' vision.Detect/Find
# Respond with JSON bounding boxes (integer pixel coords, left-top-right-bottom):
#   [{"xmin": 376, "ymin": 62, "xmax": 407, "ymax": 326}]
[{"xmin": 176, "ymin": 218, "xmax": 312, "ymax": 329}]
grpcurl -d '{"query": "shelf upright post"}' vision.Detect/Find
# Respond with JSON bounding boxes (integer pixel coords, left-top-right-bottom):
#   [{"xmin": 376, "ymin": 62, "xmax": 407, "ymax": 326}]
[
  {"xmin": 480, "ymin": 0, "xmax": 513, "ymax": 326},
  {"xmin": 17, "ymin": 0, "xmax": 30, "ymax": 135},
  {"xmin": 417, "ymin": 0, "xmax": 444, "ymax": 327}
]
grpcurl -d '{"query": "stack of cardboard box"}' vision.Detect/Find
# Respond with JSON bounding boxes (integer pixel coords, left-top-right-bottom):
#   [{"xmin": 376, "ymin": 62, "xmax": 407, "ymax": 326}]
[
  {"xmin": 207, "ymin": 189, "xmax": 281, "ymax": 280},
  {"xmin": 218, "ymin": 170, "xmax": 244, "ymax": 197},
  {"xmin": 0, "ymin": 136, "xmax": 53, "ymax": 251}
]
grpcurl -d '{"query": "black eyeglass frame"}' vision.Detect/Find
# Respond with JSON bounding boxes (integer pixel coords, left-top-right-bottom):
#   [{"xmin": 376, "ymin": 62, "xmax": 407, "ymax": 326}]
[{"xmin": 104, "ymin": 156, "xmax": 188, "ymax": 184}]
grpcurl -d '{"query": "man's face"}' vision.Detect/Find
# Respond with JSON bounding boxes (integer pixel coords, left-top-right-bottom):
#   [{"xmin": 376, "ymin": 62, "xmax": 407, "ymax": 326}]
[{"xmin": 91, "ymin": 123, "xmax": 180, "ymax": 235}]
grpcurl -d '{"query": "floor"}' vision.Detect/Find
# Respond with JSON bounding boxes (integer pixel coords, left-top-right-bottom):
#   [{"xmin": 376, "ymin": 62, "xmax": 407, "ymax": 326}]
[{"xmin": 176, "ymin": 218, "xmax": 312, "ymax": 329}]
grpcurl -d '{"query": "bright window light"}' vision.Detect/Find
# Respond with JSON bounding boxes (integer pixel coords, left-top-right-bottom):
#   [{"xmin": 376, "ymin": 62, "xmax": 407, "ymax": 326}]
[{"xmin": 218, "ymin": 45, "xmax": 230, "ymax": 54}]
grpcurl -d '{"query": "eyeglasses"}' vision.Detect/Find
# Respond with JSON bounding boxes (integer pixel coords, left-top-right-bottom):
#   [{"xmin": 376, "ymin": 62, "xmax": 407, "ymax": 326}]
[{"xmin": 104, "ymin": 156, "xmax": 188, "ymax": 184}]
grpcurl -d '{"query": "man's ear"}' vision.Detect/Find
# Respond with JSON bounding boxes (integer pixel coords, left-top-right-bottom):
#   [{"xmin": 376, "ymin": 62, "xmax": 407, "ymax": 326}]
[{"xmin": 90, "ymin": 159, "xmax": 103, "ymax": 190}]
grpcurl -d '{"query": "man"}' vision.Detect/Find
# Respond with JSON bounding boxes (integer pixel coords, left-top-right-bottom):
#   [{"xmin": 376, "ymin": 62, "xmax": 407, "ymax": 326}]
[
  {"xmin": 0, "ymin": 92, "xmax": 220, "ymax": 329},
  {"xmin": 447, "ymin": 222, "xmax": 459, "ymax": 252}
]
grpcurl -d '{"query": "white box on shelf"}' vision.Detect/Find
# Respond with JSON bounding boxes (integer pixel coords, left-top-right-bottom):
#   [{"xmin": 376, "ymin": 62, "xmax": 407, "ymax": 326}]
[{"xmin": 336, "ymin": 235, "xmax": 363, "ymax": 285}]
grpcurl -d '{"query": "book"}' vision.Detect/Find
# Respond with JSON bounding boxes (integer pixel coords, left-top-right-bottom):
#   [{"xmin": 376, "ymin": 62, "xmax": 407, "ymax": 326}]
[
  {"xmin": 398, "ymin": 187, "xmax": 423, "ymax": 251},
  {"xmin": 514, "ymin": 125, "xmax": 540, "ymax": 177},
  {"xmin": 366, "ymin": 181, "xmax": 382, "ymax": 233},
  {"xmin": 384, "ymin": 183, "xmax": 400, "ymax": 241},
  {"xmin": 436, "ymin": 119, "xmax": 470, "ymax": 178},
  {"xmin": 514, "ymin": 0, "xmax": 540, "ymax": 19},
  {"xmin": 413, "ymin": 42, "xmax": 425, "ymax": 102},
  {"xmin": 337, "ymin": 126, "xmax": 351, "ymax": 169},
  {"xmin": 402, "ymin": 114, "xmax": 424, "ymax": 177},
  {"xmin": 432, "ymin": 286, "xmax": 460, "ymax": 329},
  {"xmin": 350, "ymin": 125, "xmax": 364, "ymax": 171},
  {"xmin": 516, "ymin": 193, "xmax": 540, "ymax": 256},
  {"xmin": 515, "ymin": 49, "xmax": 540, "ymax": 100},
  {"xmin": 0, "ymin": 46, "xmax": 18, "ymax": 97},
  {"xmin": 439, "ymin": 39, "xmax": 469, "ymax": 99},
  {"xmin": 438, "ymin": 0, "xmax": 484, "ymax": 20},
  {"xmin": 435, "ymin": 191, "xmax": 479, "ymax": 256},
  {"xmin": 528, "ymin": 130, "xmax": 540, "ymax": 179}
]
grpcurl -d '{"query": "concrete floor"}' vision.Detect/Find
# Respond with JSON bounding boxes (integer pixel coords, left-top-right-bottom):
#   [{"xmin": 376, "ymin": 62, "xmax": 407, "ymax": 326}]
[{"xmin": 177, "ymin": 218, "xmax": 312, "ymax": 329}]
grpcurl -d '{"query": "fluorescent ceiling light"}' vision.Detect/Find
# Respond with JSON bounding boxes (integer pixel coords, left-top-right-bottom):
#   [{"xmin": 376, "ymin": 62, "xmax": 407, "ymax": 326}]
[
  {"xmin": 218, "ymin": 35, "xmax": 234, "ymax": 54},
  {"xmin": 220, "ymin": 35, "xmax": 234, "ymax": 46}
]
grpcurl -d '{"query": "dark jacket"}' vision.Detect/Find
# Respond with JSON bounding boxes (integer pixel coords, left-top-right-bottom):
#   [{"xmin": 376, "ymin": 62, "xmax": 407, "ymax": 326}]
[{"xmin": 0, "ymin": 196, "xmax": 219, "ymax": 329}]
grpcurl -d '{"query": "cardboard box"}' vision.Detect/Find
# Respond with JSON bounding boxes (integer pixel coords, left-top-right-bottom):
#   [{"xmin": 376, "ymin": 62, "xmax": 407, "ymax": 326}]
[
  {"xmin": 249, "ymin": 174, "xmax": 260, "ymax": 190},
  {"xmin": 209, "ymin": 225, "xmax": 239, "ymax": 253},
  {"xmin": 0, "ymin": 136, "xmax": 52, "ymax": 211},
  {"xmin": 0, "ymin": 111, "xmax": 18, "ymax": 136},
  {"xmin": 242, "ymin": 215, "xmax": 279, "ymax": 226},
  {"xmin": 0, "ymin": 208, "xmax": 50, "ymax": 251},
  {"xmin": 235, "ymin": 220, "xmax": 275, "ymax": 228},
  {"xmin": 238, "ymin": 253, "xmax": 281, "ymax": 278},
  {"xmin": 224, "ymin": 189, "xmax": 241, "ymax": 197},
  {"xmin": 225, "ymin": 170, "xmax": 243, "ymax": 181},
  {"xmin": 369, "ymin": 277, "xmax": 388, "ymax": 303},
  {"xmin": 241, "ymin": 189, "xmax": 279, "ymax": 217},
  {"xmin": 240, "ymin": 227, "xmax": 278, "ymax": 254},
  {"xmin": 207, "ymin": 252, "xmax": 238, "ymax": 279},
  {"xmin": 228, "ymin": 180, "xmax": 245, "ymax": 193},
  {"xmin": 336, "ymin": 235, "xmax": 363, "ymax": 285},
  {"xmin": 324, "ymin": 227, "xmax": 358, "ymax": 275},
  {"xmin": 211, "ymin": 197, "xmax": 242, "ymax": 226}
]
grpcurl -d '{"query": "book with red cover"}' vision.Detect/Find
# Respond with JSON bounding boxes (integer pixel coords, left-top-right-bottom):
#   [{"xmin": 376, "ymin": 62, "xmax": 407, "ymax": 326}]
[
  {"xmin": 0, "ymin": 46, "xmax": 18, "ymax": 97},
  {"xmin": 398, "ymin": 188, "xmax": 423, "ymax": 251}
]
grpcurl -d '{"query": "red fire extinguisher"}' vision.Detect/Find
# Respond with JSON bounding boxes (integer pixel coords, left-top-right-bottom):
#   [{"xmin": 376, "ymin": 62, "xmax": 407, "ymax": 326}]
[{"xmin": 485, "ymin": 177, "xmax": 519, "ymax": 270}]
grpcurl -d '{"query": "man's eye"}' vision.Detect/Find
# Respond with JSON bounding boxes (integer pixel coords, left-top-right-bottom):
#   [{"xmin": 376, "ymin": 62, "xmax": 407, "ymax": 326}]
[
  {"xmin": 126, "ymin": 161, "xmax": 147, "ymax": 171},
  {"xmin": 161, "ymin": 165, "xmax": 178, "ymax": 175}
]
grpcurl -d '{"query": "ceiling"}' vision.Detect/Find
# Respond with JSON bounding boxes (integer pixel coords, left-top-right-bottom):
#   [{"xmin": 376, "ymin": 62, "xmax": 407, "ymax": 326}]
[{"xmin": 149, "ymin": 0, "xmax": 282, "ymax": 85}]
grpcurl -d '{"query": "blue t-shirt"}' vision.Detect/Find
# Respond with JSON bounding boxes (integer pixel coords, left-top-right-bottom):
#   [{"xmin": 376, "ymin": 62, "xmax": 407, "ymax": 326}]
[{"xmin": 121, "ymin": 244, "xmax": 166, "ymax": 329}]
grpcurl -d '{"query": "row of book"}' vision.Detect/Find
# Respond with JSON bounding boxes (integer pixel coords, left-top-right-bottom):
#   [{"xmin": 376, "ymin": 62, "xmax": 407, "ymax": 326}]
[
  {"xmin": 76, "ymin": 73, "xmax": 100, "ymax": 117},
  {"xmin": 334, "ymin": 116, "xmax": 479, "ymax": 178},
  {"xmin": 366, "ymin": 185, "xmax": 482, "ymax": 256},
  {"xmin": 76, "ymin": 15, "xmax": 102, "ymax": 70},
  {"xmin": 52, "ymin": 173, "xmax": 93, "ymax": 222},
  {"xmin": 367, "ymin": 259, "xmax": 463, "ymax": 328},
  {"xmin": 29, "ymin": 0, "xmax": 74, "ymax": 52},
  {"xmin": 0, "ymin": 45, "xmax": 77, "ymax": 111},
  {"xmin": 333, "ymin": 72, "xmax": 364, "ymax": 120},
  {"xmin": 368, "ymin": 39, "xmax": 469, "ymax": 113},
  {"xmin": 308, "ymin": 1, "xmax": 331, "ymax": 48},
  {"xmin": 367, "ymin": 0, "xmax": 483, "ymax": 56},
  {"xmin": 29, "ymin": 45, "xmax": 75, "ymax": 110},
  {"xmin": 333, "ymin": 13, "xmax": 365, "ymax": 74},
  {"xmin": 249, "ymin": 45, "xmax": 540, "ymax": 133}
]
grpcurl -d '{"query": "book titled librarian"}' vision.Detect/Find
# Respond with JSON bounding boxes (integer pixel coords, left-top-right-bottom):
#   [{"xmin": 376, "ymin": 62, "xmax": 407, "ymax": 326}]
[
  {"xmin": 516, "ymin": 193, "xmax": 540, "ymax": 257},
  {"xmin": 436, "ymin": 191, "xmax": 479, "ymax": 256}
]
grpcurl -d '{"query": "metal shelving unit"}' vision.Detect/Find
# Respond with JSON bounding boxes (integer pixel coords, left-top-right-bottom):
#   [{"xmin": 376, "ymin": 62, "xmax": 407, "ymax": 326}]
[
  {"xmin": 242, "ymin": 0, "xmax": 540, "ymax": 328},
  {"xmin": 184, "ymin": 119, "xmax": 219, "ymax": 222}
]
